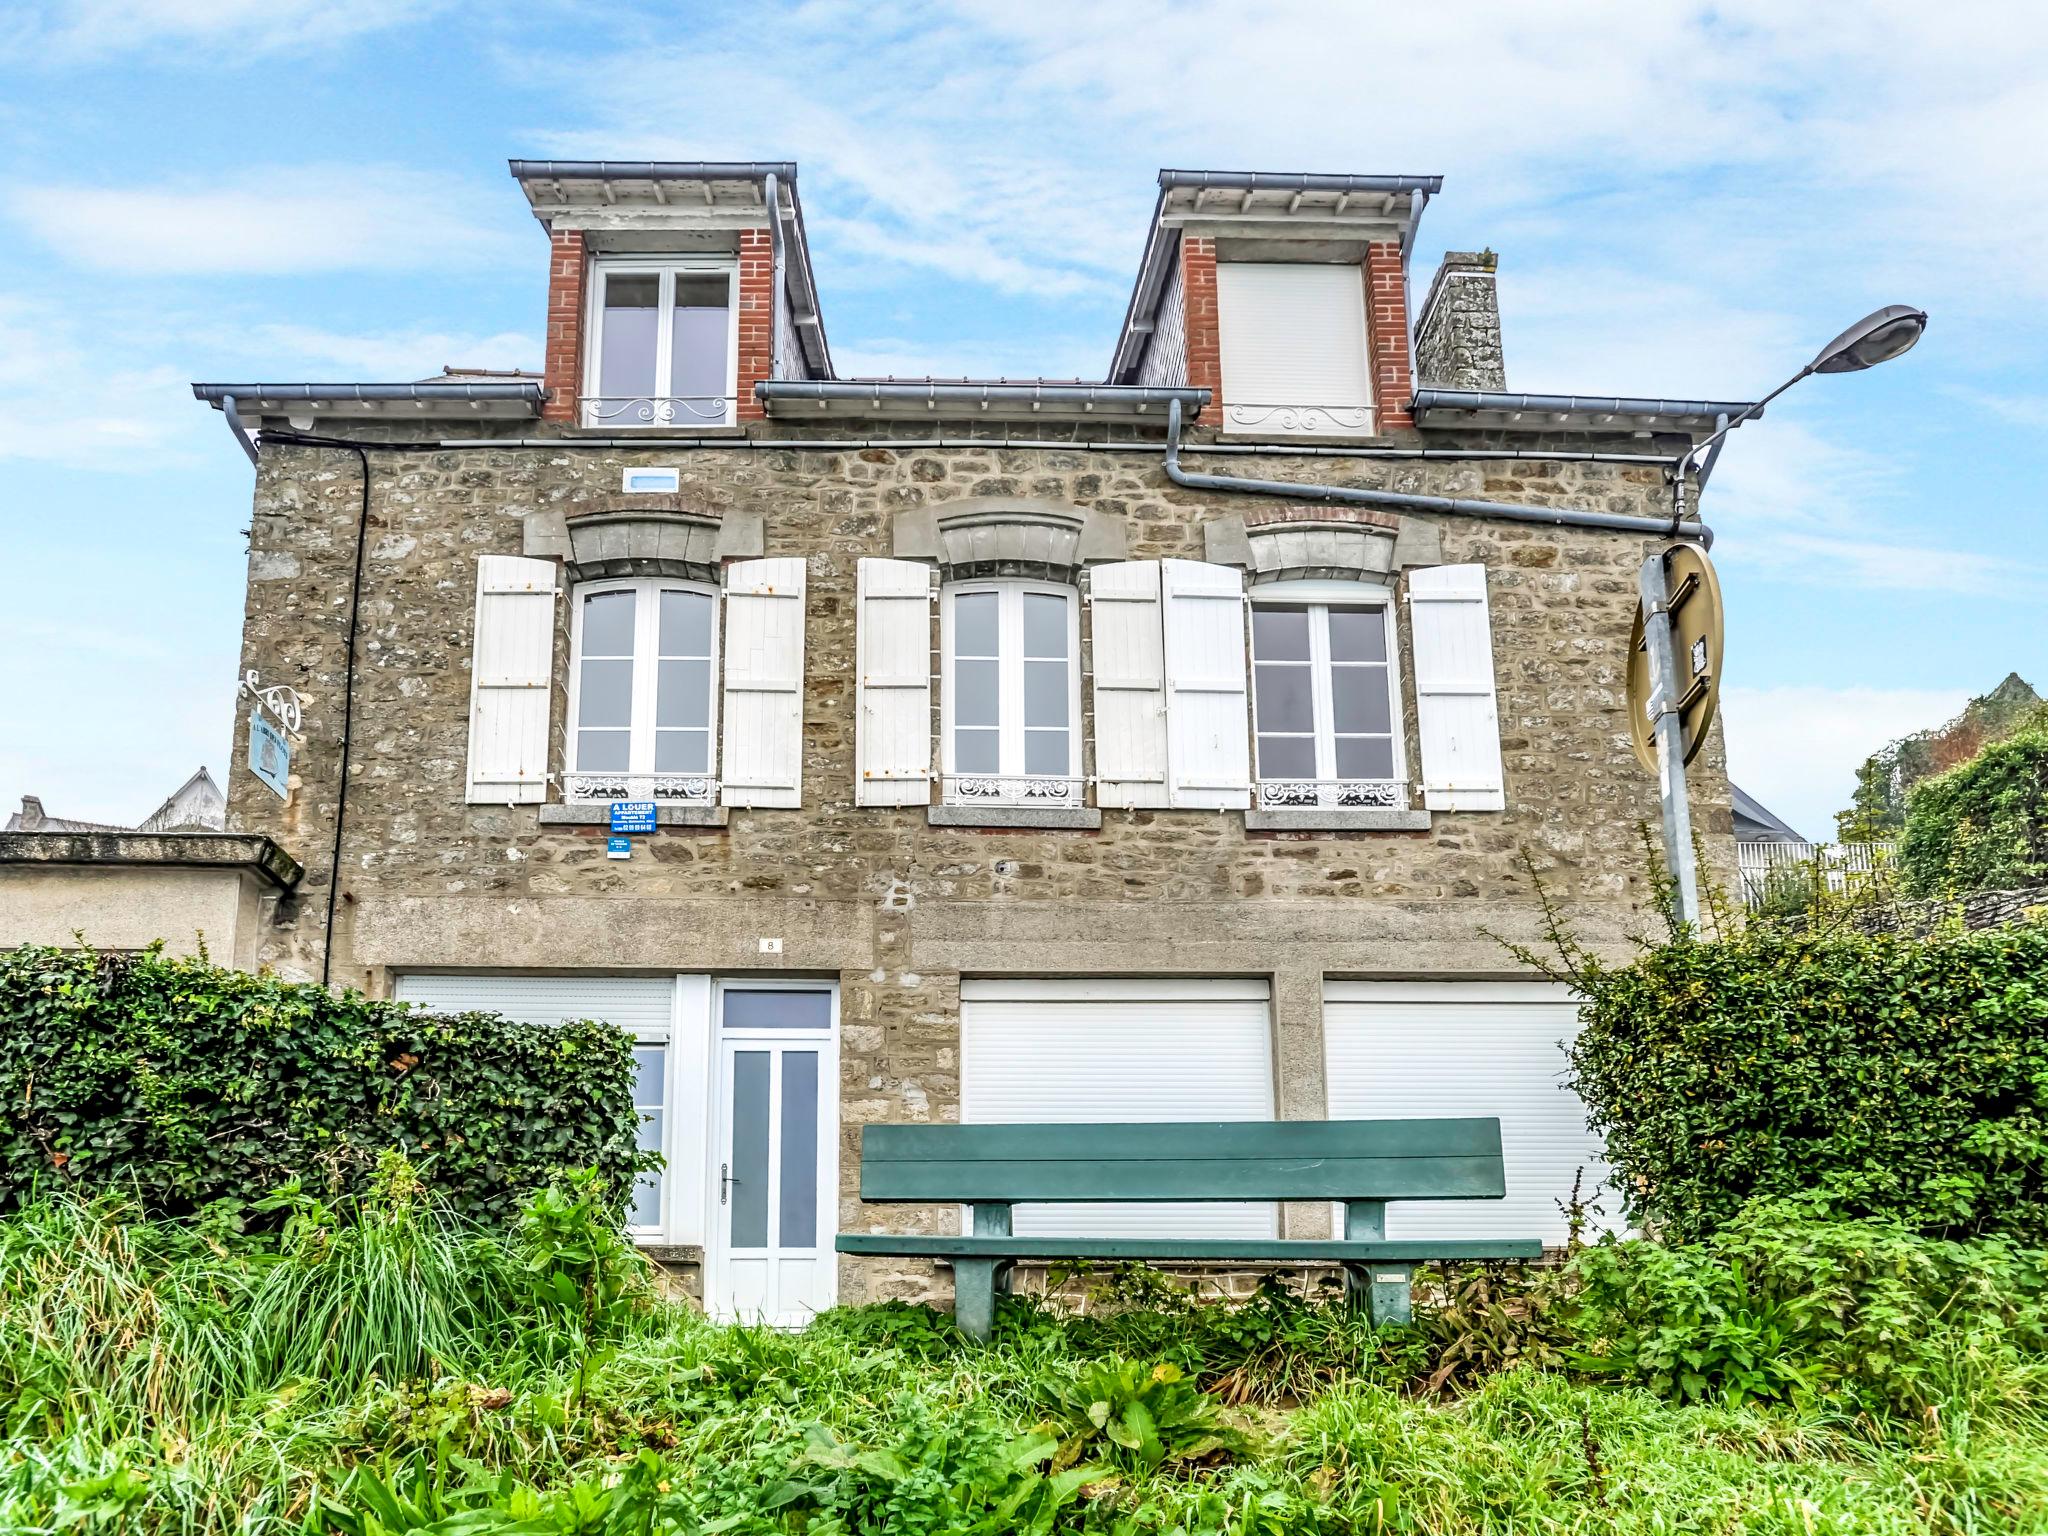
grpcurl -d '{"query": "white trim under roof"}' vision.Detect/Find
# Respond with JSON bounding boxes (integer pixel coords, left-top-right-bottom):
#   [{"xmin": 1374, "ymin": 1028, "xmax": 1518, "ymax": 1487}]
[{"xmin": 756, "ymin": 379, "xmax": 1209, "ymax": 423}]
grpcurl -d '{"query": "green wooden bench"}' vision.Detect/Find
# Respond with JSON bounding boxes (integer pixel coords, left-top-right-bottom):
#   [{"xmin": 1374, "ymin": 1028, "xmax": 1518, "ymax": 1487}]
[{"xmin": 836, "ymin": 1118, "xmax": 1544, "ymax": 1339}]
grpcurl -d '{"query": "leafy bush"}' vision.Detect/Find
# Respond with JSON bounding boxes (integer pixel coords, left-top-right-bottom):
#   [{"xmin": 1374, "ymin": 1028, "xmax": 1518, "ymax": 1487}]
[
  {"xmin": 1044, "ymin": 1358, "xmax": 1246, "ymax": 1472},
  {"xmin": 1548, "ymin": 921, "xmax": 2048, "ymax": 1243},
  {"xmin": 1899, "ymin": 721, "xmax": 2048, "ymax": 896},
  {"xmin": 0, "ymin": 945, "xmax": 648, "ymax": 1223},
  {"xmin": 1569, "ymin": 1203, "xmax": 2048, "ymax": 1416}
]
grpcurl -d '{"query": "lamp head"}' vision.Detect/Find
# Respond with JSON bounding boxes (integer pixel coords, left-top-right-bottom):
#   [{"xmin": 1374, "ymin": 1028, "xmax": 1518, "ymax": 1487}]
[{"xmin": 1811, "ymin": 304, "xmax": 1928, "ymax": 374}]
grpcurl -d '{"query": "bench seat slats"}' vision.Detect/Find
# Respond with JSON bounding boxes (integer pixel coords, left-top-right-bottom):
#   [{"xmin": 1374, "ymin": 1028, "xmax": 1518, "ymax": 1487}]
[
  {"xmin": 861, "ymin": 1119, "xmax": 1504, "ymax": 1164},
  {"xmin": 836, "ymin": 1234, "xmax": 1545, "ymax": 1262},
  {"xmin": 860, "ymin": 1154, "xmax": 1507, "ymax": 1203}
]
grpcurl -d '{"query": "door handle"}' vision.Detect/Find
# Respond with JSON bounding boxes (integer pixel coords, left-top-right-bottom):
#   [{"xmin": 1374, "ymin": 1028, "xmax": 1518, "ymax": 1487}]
[{"xmin": 720, "ymin": 1163, "xmax": 734, "ymax": 1205}]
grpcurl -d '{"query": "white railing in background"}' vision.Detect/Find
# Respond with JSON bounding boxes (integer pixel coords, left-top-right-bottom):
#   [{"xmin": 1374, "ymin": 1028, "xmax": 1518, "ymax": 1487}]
[{"xmin": 1738, "ymin": 840, "xmax": 1897, "ymax": 908}]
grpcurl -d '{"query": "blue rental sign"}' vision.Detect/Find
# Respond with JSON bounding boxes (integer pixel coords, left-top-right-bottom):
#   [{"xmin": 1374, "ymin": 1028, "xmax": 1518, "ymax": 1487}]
[
  {"xmin": 610, "ymin": 800, "xmax": 657, "ymax": 834},
  {"xmin": 606, "ymin": 836, "xmax": 632, "ymax": 861},
  {"xmin": 248, "ymin": 710, "xmax": 290, "ymax": 800}
]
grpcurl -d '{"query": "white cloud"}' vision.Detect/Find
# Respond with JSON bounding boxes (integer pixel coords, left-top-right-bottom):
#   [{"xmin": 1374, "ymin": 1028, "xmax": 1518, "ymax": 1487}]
[
  {"xmin": 1941, "ymin": 385, "xmax": 2048, "ymax": 430},
  {"xmin": 831, "ymin": 334, "xmax": 1105, "ymax": 381},
  {"xmin": 6, "ymin": 0, "xmax": 444, "ymax": 62},
  {"xmin": 6, "ymin": 168, "xmax": 520, "ymax": 276},
  {"xmin": 1721, "ymin": 684, "xmax": 1973, "ymax": 842}
]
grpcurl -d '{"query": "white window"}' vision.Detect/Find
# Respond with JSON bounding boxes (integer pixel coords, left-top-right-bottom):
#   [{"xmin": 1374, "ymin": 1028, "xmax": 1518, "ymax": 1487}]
[
  {"xmin": 1216, "ymin": 262, "xmax": 1374, "ymax": 437},
  {"xmin": 1249, "ymin": 581, "xmax": 1404, "ymax": 808},
  {"xmin": 566, "ymin": 579, "xmax": 720, "ymax": 803},
  {"xmin": 585, "ymin": 260, "xmax": 737, "ymax": 428},
  {"xmin": 940, "ymin": 580, "xmax": 1080, "ymax": 806}
]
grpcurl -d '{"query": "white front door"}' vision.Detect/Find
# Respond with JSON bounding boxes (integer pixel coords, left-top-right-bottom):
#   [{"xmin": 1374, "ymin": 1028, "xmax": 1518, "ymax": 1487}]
[{"xmin": 708, "ymin": 983, "xmax": 838, "ymax": 1326}]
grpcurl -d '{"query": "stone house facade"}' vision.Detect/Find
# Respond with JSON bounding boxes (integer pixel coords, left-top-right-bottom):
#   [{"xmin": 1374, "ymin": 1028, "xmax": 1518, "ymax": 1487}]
[{"xmin": 193, "ymin": 162, "xmax": 1748, "ymax": 1322}]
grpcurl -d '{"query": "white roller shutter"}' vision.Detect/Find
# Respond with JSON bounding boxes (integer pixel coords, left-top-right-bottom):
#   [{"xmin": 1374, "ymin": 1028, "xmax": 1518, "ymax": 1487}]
[
  {"xmin": 1161, "ymin": 559, "xmax": 1251, "ymax": 809},
  {"xmin": 855, "ymin": 557, "xmax": 935, "ymax": 806},
  {"xmin": 1408, "ymin": 564, "xmax": 1505, "ymax": 811},
  {"xmin": 720, "ymin": 557, "xmax": 807, "ymax": 808},
  {"xmin": 465, "ymin": 555, "xmax": 558, "ymax": 804},
  {"xmin": 393, "ymin": 973, "xmax": 676, "ymax": 1030},
  {"xmin": 1087, "ymin": 560, "xmax": 1170, "ymax": 808},
  {"xmin": 1322, "ymin": 981, "xmax": 1615, "ymax": 1245},
  {"xmin": 1216, "ymin": 262, "xmax": 1374, "ymax": 436},
  {"xmin": 961, "ymin": 978, "xmax": 1276, "ymax": 1239}
]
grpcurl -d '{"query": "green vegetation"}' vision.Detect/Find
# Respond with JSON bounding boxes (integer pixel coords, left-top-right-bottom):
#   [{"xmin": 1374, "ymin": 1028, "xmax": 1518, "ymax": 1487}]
[
  {"xmin": 1899, "ymin": 719, "xmax": 2048, "ymax": 898},
  {"xmin": 1837, "ymin": 672, "xmax": 2041, "ymax": 842},
  {"xmin": 4, "ymin": 1183, "xmax": 2045, "ymax": 1534},
  {"xmin": 0, "ymin": 945, "xmax": 649, "ymax": 1222}
]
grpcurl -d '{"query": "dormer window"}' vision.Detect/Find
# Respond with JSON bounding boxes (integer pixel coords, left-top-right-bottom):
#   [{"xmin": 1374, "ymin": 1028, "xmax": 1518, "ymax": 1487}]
[
  {"xmin": 586, "ymin": 260, "xmax": 737, "ymax": 429},
  {"xmin": 1216, "ymin": 263, "xmax": 1374, "ymax": 437}
]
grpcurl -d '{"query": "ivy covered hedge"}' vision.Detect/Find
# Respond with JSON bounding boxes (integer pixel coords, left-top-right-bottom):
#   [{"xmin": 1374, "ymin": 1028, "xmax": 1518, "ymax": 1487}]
[
  {"xmin": 1898, "ymin": 722, "xmax": 2048, "ymax": 897},
  {"xmin": 0, "ymin": 945, "xmax": 647, "ymax": 1223},
  {"xmin": 1551, "ymin": 922, "xmax": 2048, "ymax": 1244}
]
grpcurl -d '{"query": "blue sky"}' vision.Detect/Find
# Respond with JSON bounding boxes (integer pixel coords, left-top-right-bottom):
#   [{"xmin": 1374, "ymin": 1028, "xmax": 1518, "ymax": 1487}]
[{"xmin": 3, "ymin": 0, "xmax": 2043, "ymax": 841}]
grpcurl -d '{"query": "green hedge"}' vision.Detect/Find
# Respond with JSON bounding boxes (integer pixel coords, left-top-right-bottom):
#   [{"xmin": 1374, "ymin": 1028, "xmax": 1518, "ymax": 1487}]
[
  {"xmin": 1898, "ymin": 724, "xmax": 2048, "ymax": 897},
  {"xmin": 1557, "ymin": 923, "xmax": 2048, "ymax": 1244},
  {"xmin": 0, "ymin": 945, "xmax": 647, "ymax": 1223}
]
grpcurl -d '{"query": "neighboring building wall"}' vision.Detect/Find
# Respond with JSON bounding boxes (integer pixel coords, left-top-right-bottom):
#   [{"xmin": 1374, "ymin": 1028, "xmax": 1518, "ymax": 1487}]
[
  {"xmin": 1415, "ymin": 251, "xmax": 1507, "ymax": 391},
  {"xmin": 223, "ymin": 423, "xmax": 1734, "ymax": 1302},
  {"xmin": 1134, "ymin": 245, "xmax": 1187, "ymax": 388}
]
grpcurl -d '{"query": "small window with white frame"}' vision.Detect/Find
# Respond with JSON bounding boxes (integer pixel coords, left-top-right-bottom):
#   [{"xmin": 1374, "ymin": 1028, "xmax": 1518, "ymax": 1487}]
[
  {"xmin": 1249, "ymin": 581, "xmax": 1405, "ymax": 809},
  {"xmin": 585, "ymin": 259, "xmax": 737, "ymax": 428},
  {"xmin": 565, "ymin": 578, "xmax": 720, "ymax": 803},
  {"xmin": 940, "ymin": 579, "xmax": 1081, "ymax": 807}
]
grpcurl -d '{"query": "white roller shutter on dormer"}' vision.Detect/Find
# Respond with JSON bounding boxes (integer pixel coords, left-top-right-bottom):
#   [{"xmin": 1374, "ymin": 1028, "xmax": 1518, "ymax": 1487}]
[
  {"xmin": 720, "ymin": 557, "xmax": 807, "ymax": 808},
  {"xmin": 1408, "ymin": 563, "xmax": 1506, "ymax": 811},
  {"xmin": 465, "ymin": 554, "xmax": 558, "ymax": 804},
  {"xmin": 1087, "ymin": 560, "xmax": 1170, "ymax": 808},
  {"xmin": 1216, "ymin": 262, "xmax": 1374, "ymax": 436},
  {"xmin": 855, "ymin": 557, "xmax": 936, "ymax": 806},
  {"xmin": 1160, "ymin": 558, "xmax": 1252, "ymax": 809}
]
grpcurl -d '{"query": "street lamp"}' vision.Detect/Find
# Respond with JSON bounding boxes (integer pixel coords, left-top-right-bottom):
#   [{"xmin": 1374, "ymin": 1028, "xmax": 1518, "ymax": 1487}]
[{"xmin": 1644, "ymin": 304, "xmax": 1926, "ymax": 930}]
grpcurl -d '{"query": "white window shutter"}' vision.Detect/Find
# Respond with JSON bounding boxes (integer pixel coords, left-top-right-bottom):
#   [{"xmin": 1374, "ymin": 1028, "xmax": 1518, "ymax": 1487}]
[
  {"xmin": 1087, "ymin": 560, "xmax": 1170, "ymax": 808},
  {"xmin": 855, "ymin": 557, "xmax": 935, "ymax": 806},
  {"xmin": 1160, "ymin": 558, "xmax": 1251, "ymax": 808},
  {"xmin": 465, "ymin": 554, "xmax": 558, "ymax": 804},
  {"xmin": 1408, "ymin": 563, "xmax": 1505, "ymax": 811},
  {"xmin": 720, "ymin": 557, "xmax": 807, "ymax": 808}
]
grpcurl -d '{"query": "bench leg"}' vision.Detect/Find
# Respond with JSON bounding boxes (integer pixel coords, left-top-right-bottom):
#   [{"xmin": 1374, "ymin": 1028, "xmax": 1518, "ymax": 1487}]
[
  {"xmin": 1346, "ymin": 1263, "xmax": 1415, "ymax": 1329},
  {"xmin": 952, "ymin": 1259, "xmax": 1001, "ymax": 1341}
]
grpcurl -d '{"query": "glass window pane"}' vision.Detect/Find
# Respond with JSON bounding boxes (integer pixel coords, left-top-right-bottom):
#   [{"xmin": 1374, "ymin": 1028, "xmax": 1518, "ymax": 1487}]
[
  {"xmin": 655, "ymin": 728, "xmax": 710, "ymax": 773},
  {"xmin": 576, "ymin": 728, "xmax": 630, "ymax": 772},
  {"xmin": 1022, "ymin": 592, "xmax": 1068, "ymax": 658},
  {"xmin": 657, "ymin": 658, "xmax": 712, "ymax": 728},
  {"xmin": 577, "ymin": 658, "xmax": 633, "ymax": 728},
  {"xmin": 954, "ymin": 727, "xmax": 999, "ymax": 773},
  {"xmin": 670, "ymin": 277, "xmax": 730, "ymax": 419},
  {"xmin": 724, "ymin": 990, "xmax": 833, "ymax": 1030},
  {"xmin": 1328, "ymin": 607, "xmax": 1388, "ymax": 664},
  {"xmin": 955, "ymin": 659, "xmax": 999, "ymax": 727},
  {"xmin": 598, "ymin": 276, "xmax": 660, "ymax": 401},
  {"xmin": 630, "ymin": 1168, "xmax": 663, "ymax": 1229},
  {"xmin": 634, "ymin": 1046, "xmax": 666, "ymax": 1104},
  {"xmin": 1331, "ymin": 665, "xmax": 1393, "ymax": 734},
  {"xmin": 659, "ymin": 590, "xmax": 714, "ymax": 657},
  {"xmin": 729, "ymin": 1051, "xmax": 770, "ymax": 1248},
  {"xmin": 1257, "ymin": 735, "xmax": 1317, "ymax": 779},
  {"xmin": 581, "ymin": 589, "xmax": 636, "ymax": 656},
  {"xmin": 1337, "ymin": 736, "xmax": 1397, "ymax": 780},
  {"xmin": 952, "ymin": 591, "xmax": 999, "ymax": 656},
  {"xmin": 1024, "ymin": 658, "xmax": 1068, "ymax": 728},
  {"xmin": 1252, "ymin": 605, "xmax": 1311, "ymax": 661},
  {"xmin": 778, "ymin": 1051, "xmax": 819, "ymax": 1249},
  {"xmin": 1025, "ymin": 728, "xmax": 1069, "ymax": 776},
  {"xmin": 1253, "ymin": 663, "xmax": 1314, "ymax": 733}
]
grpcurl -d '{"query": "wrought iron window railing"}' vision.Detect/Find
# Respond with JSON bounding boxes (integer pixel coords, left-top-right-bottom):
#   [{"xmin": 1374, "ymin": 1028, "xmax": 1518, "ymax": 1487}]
[
  {"xmin": 580, "ymin": 395, "xmax": 735, "ymax": 428},
  {"xmin": 1254, "ymin": 778, "xmax": 1407, "ymax": 810},
  {"xmin": 563, "ymin": 772, "xmax": 716, "ymax": 804},
  {"xmin": 941, "ymin": 774, "xmax": 1085, "ymax": 808}
]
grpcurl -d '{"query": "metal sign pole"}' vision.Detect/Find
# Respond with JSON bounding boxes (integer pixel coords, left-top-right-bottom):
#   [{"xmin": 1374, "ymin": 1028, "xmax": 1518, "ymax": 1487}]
[{"xmin": 1637, "ymin": 551, "xmax": 1701, "ymax": 928}]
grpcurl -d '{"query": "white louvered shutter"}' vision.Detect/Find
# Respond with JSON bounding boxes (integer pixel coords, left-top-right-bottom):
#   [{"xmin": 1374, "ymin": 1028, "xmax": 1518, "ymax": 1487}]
[
  {"xmin": 1215, "ymin": 262, "xmax": 1374, "ymax": 436},
  {"xmin": 1408, "ymin": 563, "xmax": 1505, "ymax": 811},
  {"xmin": 720, "ymin": 558, "xmax": 807, "ymax": 808},
  {"xmin": 1161, "ymin": 559, "xmax": 1251, "ymax": 808},
  {"xmin": 855, "ymin": 557, "xmax": 935, "ymax": 806},
  {"xmin": 1088, "ymin": 560, "xmax": 1170, "ymax": 807},
  {"xmin": 465, "ymin": 554, "xmax": 557, "ymax": 804}
]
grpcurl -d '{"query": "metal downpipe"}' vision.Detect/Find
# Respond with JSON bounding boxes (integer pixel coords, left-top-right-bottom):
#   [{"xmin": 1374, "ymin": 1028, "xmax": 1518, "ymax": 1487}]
[
  {"xmin": 1162, "ymin": 400, "xmax": 1712, "ymax": 546},
  {"xmin": 219, "ymin": 394, "xmax": 259, "ymax": 467}
]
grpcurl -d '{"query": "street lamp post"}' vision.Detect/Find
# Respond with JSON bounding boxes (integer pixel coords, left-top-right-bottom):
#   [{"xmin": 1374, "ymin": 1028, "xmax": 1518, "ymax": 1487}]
[{"xmin": 1643, "ymin": 304, "xmax": 1927, "ymax": 929}]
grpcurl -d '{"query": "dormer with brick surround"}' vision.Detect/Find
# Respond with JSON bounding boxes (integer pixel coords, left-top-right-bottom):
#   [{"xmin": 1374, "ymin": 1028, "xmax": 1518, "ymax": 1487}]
[
  {"xmin": 513, "ymin": 161, "xmax": 832, "ymax": 427},
  {"xmin": 1110, "ymin": 171, "xmax": 1439, "ymax": 437}
]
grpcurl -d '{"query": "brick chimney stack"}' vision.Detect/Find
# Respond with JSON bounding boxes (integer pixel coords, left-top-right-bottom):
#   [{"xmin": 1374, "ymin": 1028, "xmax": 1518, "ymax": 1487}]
[{"xmin": 1414, "ymin": 250, "xmax": 1506, "ymax": 391}]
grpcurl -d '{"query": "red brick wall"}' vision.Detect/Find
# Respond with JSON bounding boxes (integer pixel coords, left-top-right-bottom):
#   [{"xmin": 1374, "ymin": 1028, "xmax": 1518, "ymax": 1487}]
[
  {"xmin": 1364, "ymin": 241, "xmax": 1416, "ymax": 432},
  {"xmin": 737, "ymin": 227, "xmax": 773, "ymax": 422},
  {"xmin": 1180, "ymin": 236, "xmax": 1221, "ymax": 415},
  {"xmin": 541, "ymin": 229, "xmax": 587, "ymax": 424}
]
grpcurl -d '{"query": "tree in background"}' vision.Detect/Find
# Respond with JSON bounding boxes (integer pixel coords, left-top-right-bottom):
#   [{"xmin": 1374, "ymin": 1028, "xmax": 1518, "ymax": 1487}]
[{"xmin": 1836, "ymin": 672, "xmax": 2041, "ymax": 841}]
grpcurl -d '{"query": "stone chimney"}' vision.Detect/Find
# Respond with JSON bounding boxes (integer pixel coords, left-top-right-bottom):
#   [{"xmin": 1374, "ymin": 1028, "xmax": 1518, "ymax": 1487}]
[{"xmin": 1414, "ymin": 250, "xmax": 1505, "ymax": 391}]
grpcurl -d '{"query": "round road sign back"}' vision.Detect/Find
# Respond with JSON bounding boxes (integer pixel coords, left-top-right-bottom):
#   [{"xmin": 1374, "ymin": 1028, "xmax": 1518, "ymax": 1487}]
[{"xmin": 1628, "ymin": 543, "xmax": 1725, "ymax": 773}]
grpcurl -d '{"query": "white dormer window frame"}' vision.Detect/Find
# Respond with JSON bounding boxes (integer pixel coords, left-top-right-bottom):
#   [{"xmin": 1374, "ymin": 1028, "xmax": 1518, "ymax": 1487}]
[
  {"xmin": 939, "ymin": 578, "xmax": 1083, "ymax": 808},
  {"xmin": 564, "ymin": 577, "xmax": 722, "ymax": 804},
  {"xmin": 583, "ymin": 257, "xmax": 739, "ymax": 430},
  {"xmin": 1248, "ymin": 579, "xmax": 1406, "ymax": 810}
]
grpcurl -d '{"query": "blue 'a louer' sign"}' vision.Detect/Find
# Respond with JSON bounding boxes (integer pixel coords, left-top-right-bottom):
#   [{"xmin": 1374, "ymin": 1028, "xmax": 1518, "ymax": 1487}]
[{"xmin": 610, "ymin": 800, "xmax": 657, "ymax": 834}]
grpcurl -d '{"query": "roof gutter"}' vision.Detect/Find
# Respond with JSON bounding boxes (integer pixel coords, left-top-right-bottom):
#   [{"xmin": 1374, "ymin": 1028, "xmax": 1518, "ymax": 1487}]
[
  {"xmin": 758, "ymin": 380, "xmax": 1210, "ymax": 414},
  {"xmin": 193, "ymin": 382, "xmax": 547, "ymax": 406},
  {"xmin": 1412, "ymin": 387, "xmax": 1760, "ymax": 423},
  {"xmin": 1157, "ymin": 169, "xmax": 1444, "ymax": 195},
  {"xmin": 1163, "ymin": 399, "xmax": 1711, "ymax": 546},
  {"xmin": 508, "ymin": 159, "xmax": 798, "ymax": 180}
]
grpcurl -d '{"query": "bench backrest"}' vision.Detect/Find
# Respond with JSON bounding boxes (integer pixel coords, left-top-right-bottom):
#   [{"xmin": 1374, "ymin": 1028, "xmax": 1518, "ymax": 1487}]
[{"xmin": 857, "ymin": 1118, "xmax": 1506, "ymax": 1204}]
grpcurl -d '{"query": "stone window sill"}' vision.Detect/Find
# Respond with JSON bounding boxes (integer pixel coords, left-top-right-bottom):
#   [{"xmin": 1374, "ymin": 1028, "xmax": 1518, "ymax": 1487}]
[
  {"xmin": 537, "ymin": 803, "xmax": 729, "ymax": 828},
  {"xmin": 635, "ymin": 1242, "xmax": 705, "ymax": 1265},
  {"xmin": 1244, "ymin": 807, "xmax": 1431, "ymax": 832},
  {"xmin": 928, "ymin": 805, "xmax": 1103, "ymax": 830}
]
